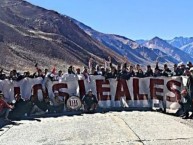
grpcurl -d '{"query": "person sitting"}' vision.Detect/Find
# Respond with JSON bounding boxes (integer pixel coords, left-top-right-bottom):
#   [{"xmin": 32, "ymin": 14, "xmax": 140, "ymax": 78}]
[
  {"xmin": 82, "ymin": 90, "xmax": 98, "ymax": 113},
  {"xmin": 0, "ymin": 93, "xmax": 13, "ymax": 120},
  {"xmin": 29, "ymin": 95, "xmax": 46, "ymax": 116},
  {"xmin": 9, "ymin": 94, "xmax": 32, "ymax": 119},
  {"xmin": 50, "ymin": 91, "xmax": 65, "ymax": 113}
]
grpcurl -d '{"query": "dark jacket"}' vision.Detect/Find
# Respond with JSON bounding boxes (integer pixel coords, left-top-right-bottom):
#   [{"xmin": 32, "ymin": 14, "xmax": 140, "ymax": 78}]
[{"xmin": 186, "ymin": 75, "xmax": 193, "ymax": 100}]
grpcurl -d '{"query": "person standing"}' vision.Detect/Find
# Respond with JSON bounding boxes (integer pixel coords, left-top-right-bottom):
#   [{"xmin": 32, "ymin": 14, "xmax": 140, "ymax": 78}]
[
  {"xmin": 180, "ymin": 89, "xmax": 192, "ymax": 119},
  {"xmin": 145, "ymin": 65, "xmax": 153, "ymax": 77},
  {"xmin": 185, "ymin": 67, "xmax": 193, "ymax": 118}
]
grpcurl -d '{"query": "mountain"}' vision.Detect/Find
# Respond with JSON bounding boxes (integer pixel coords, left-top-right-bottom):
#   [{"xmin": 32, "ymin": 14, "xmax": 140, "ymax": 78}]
[
  {"xmin": 0, "ymin": 0, "xmax": 125, "ymax": 72},
  {"xmin": 167, "ymin": 37, "xmax": 193, "ymax": 57},
  {"xmin": 167, "ymin": 37, "xmax": 193, "ymax": 48},
  {"xmin": 135, "ymin": 39, "xmax": 147, "ymax": 45},
  {"xmin": 180, "ymin": 42, "xmax": 193, "ymax": 56},
  {"xmin": 73, "ymin": 20, "xmax": 185, "ymax": 65},
  {"xmin": 1, "ymin": 0, "xmax": 192, "ymax": 72},
  {"xmin": 143, "ymin": 37, "xmax": 193, "ymax": 63}
]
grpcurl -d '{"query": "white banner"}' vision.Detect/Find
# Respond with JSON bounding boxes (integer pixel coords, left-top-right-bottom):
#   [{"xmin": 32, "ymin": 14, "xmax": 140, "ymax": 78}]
[{"xmin": 0, "ymin": 75, "xmax": 188, "ymax": 111}]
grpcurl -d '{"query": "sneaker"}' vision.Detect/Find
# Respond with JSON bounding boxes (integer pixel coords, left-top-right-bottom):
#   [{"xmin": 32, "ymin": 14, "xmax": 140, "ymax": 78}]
[
  {"xmin": 182, "ymin": 116, "xmax": 189, "ymax": 119},
  {"xmin": 189, "ymin": 114, "xmax": 193, "ymax": 119}
]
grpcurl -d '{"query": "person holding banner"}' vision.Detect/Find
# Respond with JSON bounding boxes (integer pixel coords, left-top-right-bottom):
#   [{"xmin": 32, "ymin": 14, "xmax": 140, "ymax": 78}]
[
  {"xmin": 0, "ymin": 93, "xmax": 13, "ymax": 120},
  {"xmin": 82, "ymin": 89, "xmax": 98, "ymax": 113}
]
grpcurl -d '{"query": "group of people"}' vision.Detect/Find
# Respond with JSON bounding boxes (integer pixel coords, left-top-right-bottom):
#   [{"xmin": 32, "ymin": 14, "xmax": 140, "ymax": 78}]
[
  {"xmin": 1, "ymin": 58, "xmax": 193, "ymax": 120},
  {"xmin": 0, "ymin": 60, "xmax": 193, "ymax": 81},
  {"xmin": 180, "ymin": 68, "xmax": 193, "ymax": 119},
  {"xmin": 0, "ymin": 89, "xmax": 98, "ymax": 121}
]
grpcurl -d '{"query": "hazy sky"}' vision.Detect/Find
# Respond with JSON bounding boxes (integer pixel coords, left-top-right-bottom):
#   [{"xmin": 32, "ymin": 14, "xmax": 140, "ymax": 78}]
[{"xmin": 26, "ymin": 0, "xmax": 193, "ymax": 40}]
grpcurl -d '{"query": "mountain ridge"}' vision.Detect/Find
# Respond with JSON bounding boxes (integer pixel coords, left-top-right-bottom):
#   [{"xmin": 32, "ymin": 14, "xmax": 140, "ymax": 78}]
[
  {"xmin": 1, "ymin": 0, "xmax": 193, "ymax": 73},
  {"xmin": 0, "ymin": 0, "xmax": 125, "ymax": 72},
  {"xmin": 137, "ymin": 36, "xmax": 193, "ymax": 58},
  {"xmin": 73, "ymin": 19, "xmax": 192, "ymax": 65}
]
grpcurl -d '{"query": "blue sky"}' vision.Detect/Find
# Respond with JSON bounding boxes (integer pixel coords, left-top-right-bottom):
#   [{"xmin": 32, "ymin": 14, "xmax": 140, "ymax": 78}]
[{"xmin": 26, "ymin": 0, "xmax": 193, "ymax": 40}]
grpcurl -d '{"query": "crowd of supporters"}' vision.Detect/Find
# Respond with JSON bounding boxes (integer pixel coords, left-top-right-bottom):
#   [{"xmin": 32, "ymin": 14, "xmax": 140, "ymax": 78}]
[
  {"xmin": 0, "ymin": 88, "xmax": 98, "ymax": 121},
  {"xmin": 0, "ymin": 60, "xmax": 193, "ymax": 81},
  {"xmin": 1, "ymin": 58, "xmax": 193, "ymax": 121}
]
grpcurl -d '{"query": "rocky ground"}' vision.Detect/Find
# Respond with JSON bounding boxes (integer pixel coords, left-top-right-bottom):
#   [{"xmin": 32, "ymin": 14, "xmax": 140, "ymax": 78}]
[{"xmin": 1, "ymin": 111, "xmax": 193, "ymax": 145}]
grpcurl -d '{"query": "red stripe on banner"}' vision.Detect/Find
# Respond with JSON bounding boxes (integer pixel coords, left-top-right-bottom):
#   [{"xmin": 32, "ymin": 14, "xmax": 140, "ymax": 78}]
[
  {"xmin": 150, "ymin": 78, "xmax": 164, "ymax": 100},
  {"xmin": 133, "ymin": 78, "xmax": 148, "ymax": 100},
  {"xmin": 32, "ymin": 84, "xmax": 48, "ymax": 100},
  {"xmin": 78, "ymin": 80, "xmax": 86, "ymax": 100},
  {"xmin": 52, "ymin": 83, "xmax": 69, "ymax": 101},
  {"xmin": 166, "ymin": 80, "xmax": 181, "ymax": 102},
  {"xmin": 115, "ymin": 79, "xmax": 131, "ymax": 101},
  {"xmin": 96, "ymin": 80, "xmax": 111, "ymax": 101}
]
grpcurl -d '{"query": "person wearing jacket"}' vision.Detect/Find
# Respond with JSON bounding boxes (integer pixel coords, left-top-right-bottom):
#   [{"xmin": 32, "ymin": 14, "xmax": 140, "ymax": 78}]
[
  {"xmin": 82, "ymin": 89, "xmax": 98, "ymax": 113},
  {"xmin": 0, "ymin": 93, "xmax": 13, "ymax": 120},
  {"xmin": 180, "ymin": 89, "xmax": 193, "ymax": 119},
  {"xmin": 185, "ymin": 67, "xmax": 193, "ymax": 118}
]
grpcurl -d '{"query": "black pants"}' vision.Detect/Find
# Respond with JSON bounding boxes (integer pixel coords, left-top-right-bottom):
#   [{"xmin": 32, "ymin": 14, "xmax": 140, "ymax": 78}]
[{"xmin": 181, "ymin": 102, "xmax": 193, "ymax": 117}]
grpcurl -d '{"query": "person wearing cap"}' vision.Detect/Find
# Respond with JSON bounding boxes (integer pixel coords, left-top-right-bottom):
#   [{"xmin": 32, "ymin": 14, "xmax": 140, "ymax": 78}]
[
  {"xmin": 82, "ymin": 89, "xmax": 98, "ymax": 113},
  {"xmin": 185, "ymin": 67, "xmax": 193, "ymax": 118},
  {"xmin": 0, "ymin": 93, "xmax": 13, "ymax": 120}
]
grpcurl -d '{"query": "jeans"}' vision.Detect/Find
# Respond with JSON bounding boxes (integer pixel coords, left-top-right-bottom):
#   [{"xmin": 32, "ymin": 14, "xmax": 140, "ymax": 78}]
[{"xmin": 0, "ymin": 108, "xmax": 10, "ymax": 118}]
